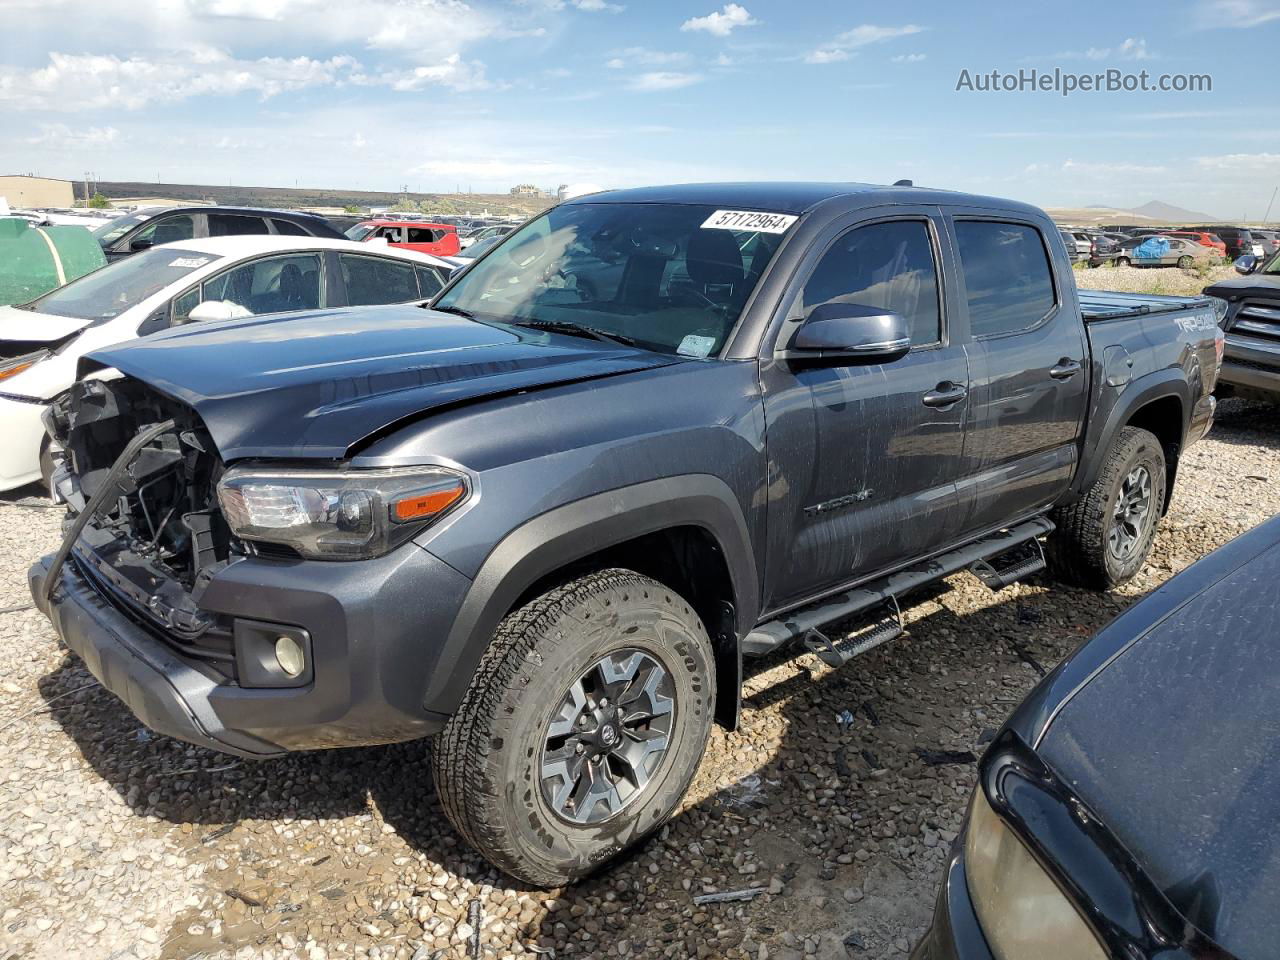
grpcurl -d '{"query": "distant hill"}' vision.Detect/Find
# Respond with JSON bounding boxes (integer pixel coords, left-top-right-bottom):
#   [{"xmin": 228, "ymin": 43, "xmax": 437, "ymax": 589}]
[
  {"xmin": 1048, "ymin": 199, "xmax": 1222, "ymax": 227},
  {"xmin": 93, "ymin": 180, "xmax": 553, "ymax": 218},
  {"xmin": 1128, "ymin": 200, "xmax": 1219, "ymax": 223}
]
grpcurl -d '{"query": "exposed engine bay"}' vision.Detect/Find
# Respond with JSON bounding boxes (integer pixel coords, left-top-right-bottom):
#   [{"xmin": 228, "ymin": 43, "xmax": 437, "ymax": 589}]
[{"xmin": 45, "ymin": 376, "xmax": 239, "ymax": 659}]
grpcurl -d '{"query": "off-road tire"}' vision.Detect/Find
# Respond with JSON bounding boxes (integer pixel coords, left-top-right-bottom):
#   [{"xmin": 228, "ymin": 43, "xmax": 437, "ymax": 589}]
[
  {"xmin": 1048, "ymin": 426, "xmax": 1166, "ymax": 589},
  {"xmin": 431, "ymin": 568, "xmax": 716, "ymax": 887}
]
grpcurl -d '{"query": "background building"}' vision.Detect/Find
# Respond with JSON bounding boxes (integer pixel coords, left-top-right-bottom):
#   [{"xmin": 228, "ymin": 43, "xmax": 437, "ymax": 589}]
[{"xmin": 0, "ymin": 175, "xmax": 75, "ymax": 208}]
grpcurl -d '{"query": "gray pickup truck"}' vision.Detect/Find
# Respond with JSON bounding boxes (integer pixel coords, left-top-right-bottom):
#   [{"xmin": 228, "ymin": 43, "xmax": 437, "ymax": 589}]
[{"xmin": 31, "ymin": 182, "xmax": 1221, "ymax": 886}]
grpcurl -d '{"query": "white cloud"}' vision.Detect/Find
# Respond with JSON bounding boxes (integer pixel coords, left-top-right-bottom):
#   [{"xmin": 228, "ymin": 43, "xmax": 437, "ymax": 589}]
[
  {"xmin": 1194, "ymin": 152, "xmax": 1280, "ymax": 173},
  {"xmin": 369, "ymin": 55, "xmax": 491, "ymax": 92},
  {"xmin": 1194, "ymin": 0, "xmax": 1280, "ymax": 27},
  {"xmin": 0, "ymin": 48, "xmax": 362, "ymax": 111},
  {"xmin": 1056, "ymin": 37, "xmax": 1153, "ymax": 61},
  {"xmin": 891, "ymin": 53, "xmax": 927, "ymax": 63},
  {"xmin": 23, "ymin": 123, "xmax": 122, "ymax": 147},
  {"xmin": 804, "ymin": 49, "xmax": 851, "ymax": 64},
  {"xmin": 627, "ymin": 71, "xmax": 703, "ymax": 92},
  {"xmin": 681, "ymin": 4, "xmax": 758, "ymax": 37},
  {"xmin": 1062, "ymin": 159, "xmax": 1169, "ymax": 177},
  {"xmin": 805, "ymin": 24, "xmax": 924, "ymax": 64},
  {"xmin": 605, "ymin": 48, "xmax": 690, "ymax": 69}
]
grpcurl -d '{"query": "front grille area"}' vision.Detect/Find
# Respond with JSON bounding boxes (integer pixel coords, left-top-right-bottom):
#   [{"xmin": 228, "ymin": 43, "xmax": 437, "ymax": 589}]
[
  {"xmin": 48, "ymin": 377, "xmax": 242, "ymax": 661},
  {"xmin": 1230, "ymin": 300, "xmax": 1280, "ymax": 342}
]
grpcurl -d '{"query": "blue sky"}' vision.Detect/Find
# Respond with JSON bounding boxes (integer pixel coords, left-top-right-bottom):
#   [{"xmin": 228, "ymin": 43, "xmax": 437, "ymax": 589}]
[{"xmin": 1, "ymin": 0, "xmax": 1278, "ymax": 217}]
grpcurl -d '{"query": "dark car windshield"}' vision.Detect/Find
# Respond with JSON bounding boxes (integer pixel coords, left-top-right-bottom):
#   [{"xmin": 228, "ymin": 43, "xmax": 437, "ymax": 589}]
[
  {"xmin": 90, "ymin": 212, "xmax": 153, "ymax": 247},
  {"xmin": 17, "ymin": 247, "xmax": 219, "ymax": 323},
  {"xmin": 345, "ymin": 223, "xmax": 376, "ymax": 242},
  {"xmin": 432, "ymin": 202, "xmax": 791, "ymax": 357}
]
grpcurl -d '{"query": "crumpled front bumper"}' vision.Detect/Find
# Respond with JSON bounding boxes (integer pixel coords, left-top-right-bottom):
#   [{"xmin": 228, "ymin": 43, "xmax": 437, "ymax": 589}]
[{"xmin": 30, "ymin": 538, "xmax": 473, "ymax": 758}]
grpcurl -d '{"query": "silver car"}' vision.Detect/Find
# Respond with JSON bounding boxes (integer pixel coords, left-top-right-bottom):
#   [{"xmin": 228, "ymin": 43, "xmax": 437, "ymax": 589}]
[{"xmin": 1116, "ymin": 234, "xmax": 1218, "ymax": 268}]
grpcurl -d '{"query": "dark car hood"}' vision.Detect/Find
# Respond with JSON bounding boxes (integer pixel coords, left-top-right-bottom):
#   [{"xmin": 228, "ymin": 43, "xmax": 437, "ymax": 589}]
[
  {"xmin": 1036, "ymin": 518, "xmax": 1280, "ymax": 959},
  {"xmin": 1204, "ymin": 273, "xmax": 1280, "ymax": 301},
  {"xmin": 88, "ymin": 304, "xmax": 683, "ymax": 460}
]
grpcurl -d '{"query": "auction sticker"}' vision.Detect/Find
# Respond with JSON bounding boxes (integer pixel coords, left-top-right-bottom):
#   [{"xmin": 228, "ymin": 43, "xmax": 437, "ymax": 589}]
[
  {"xmin": 169, "ymin": 257, "xmax": 211, "ymax": 268},
  {"xmin": 700, "ymin": 210, "xmax": 798, "ymax": 234}
]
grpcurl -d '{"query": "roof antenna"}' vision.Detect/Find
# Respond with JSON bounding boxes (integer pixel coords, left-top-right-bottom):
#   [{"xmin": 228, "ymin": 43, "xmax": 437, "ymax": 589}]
[{"xmin": 893, "ymin": 179, "xmax": 914, "ymax": 187}]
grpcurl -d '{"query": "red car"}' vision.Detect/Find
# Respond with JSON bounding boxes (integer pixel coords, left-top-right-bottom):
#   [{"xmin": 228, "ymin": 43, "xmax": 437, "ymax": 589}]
[
  {"xmin": 1166, "ymin": 230, "xmax": 1228, "ymax": 258},
  {"xmin": 345, "ymin": 219, "xmax": 461, "ymax": 257}
]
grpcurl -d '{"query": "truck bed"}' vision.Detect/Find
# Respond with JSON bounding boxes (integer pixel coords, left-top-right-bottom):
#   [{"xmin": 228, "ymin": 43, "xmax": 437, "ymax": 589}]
[{"xmin": 1078, "ymin": 289, "xmax": 1213, "ymax": 321}]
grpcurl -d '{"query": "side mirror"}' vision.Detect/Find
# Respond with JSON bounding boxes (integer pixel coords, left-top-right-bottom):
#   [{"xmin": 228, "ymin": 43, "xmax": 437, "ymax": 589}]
[
  {"xmin": 781, "ymin": 303, "xmax": 911, "ymax": 363},
  {"xmin": 129, "ymin": 237, "xmax": 154, "ymax": 252},
  {"xmin": 181, "ymin": 300, "xmax": 249, "ymax": 326},
  {"xmin": 1235, "ymin": 254, "xmax": 1258, "ymax": 275}
]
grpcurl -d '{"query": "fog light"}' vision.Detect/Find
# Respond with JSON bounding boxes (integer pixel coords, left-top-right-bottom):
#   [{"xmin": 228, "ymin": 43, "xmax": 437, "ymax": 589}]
[{"xmin": 275, "ymin": 635, "xmax": 305, "ymax": 677}]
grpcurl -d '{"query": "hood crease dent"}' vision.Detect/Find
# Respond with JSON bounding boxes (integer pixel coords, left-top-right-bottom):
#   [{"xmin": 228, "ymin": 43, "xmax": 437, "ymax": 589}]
[{"xmin": 86, "ymin": 304, "xmax": 681, "ymax": 461}]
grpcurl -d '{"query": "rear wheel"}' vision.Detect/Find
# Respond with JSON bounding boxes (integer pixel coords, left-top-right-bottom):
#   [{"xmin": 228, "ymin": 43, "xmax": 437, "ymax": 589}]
[
  {"xmin": 1116, "ymin": 256, "xmax": 1131, "ymax": 267},
  {"xmin": 1048, "ymin": 426, "xmax": 1166, "ymax": 589},
  {"xmin": 1177, "ymin": 255, "xmax": 1194, "ymax": 268},
  {"xmin": 431, "ymin": 568, "xmax": 715, "ymax": 886}
]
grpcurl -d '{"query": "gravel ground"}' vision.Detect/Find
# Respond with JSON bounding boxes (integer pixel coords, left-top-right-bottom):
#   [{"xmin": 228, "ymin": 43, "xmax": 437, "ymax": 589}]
[
  {"xmin": 2, "ymin": 398, "xmax": 1278, "ymax": 960},
  {"xmin": 1073, "ymin": 261, "xmax": 1235, "ymax": 296}
]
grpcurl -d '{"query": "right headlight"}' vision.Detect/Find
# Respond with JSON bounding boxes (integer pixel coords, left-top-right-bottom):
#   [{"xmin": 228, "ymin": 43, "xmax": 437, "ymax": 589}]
[
  {"xmin": 1206, "ymin": 295, "xmax": 1230, "ymax": 328},
  {"xmin": 965, "ymin": 788, "xmax": 1107, "ymax": 960},
  {"xmin": 217, "ymin": 465, "xmax": 469, "ymax": 560},
  {"xmin": 0, "ymin": 349, "xmax": 50, "ymax": 383}
]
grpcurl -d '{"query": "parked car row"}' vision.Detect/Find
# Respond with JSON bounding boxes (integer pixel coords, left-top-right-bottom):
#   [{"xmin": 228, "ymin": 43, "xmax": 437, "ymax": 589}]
[{"xmin": 22, "ymin": 181, "xmax": 1224, "ymax": 891}]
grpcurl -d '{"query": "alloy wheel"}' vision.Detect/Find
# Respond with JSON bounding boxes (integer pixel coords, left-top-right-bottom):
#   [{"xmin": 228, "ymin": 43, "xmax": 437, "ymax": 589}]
[
  {"xmin": 539, "ymin": 648, "xmax": 676, "ymax": 825},
  {"xmin": 1109, "ymin": 465, "xmax": 1153, "ymax": 561}
]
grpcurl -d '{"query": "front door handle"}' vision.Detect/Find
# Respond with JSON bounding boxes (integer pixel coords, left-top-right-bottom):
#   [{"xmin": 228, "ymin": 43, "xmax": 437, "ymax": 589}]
[
  {"xmin": 922, "ymin": 382, "xmax": 968, "ymax": 408},
  {"xmin": 1049, "ymin": 358, "xmax": 1082, "ymax": 380}
]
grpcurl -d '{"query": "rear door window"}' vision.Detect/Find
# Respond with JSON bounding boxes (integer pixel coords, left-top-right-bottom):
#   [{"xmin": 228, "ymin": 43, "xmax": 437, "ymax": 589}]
[
  {"xmin": 208, "ymin": 214, "xmax": 270, "ymax": 237},
  {"xmin": 954, "ymin": 221, "xmax": 1057, "ymax": 338},
  {"xmin": 406, "ymin": 228, "xmax": 437, "ymax": 244},
  {"xmin": 199, "ymin": 253, "xmax": 322, "ymax": 315},
  {"xmin": 340, "ymin": 254, "xmax": 420, "ymax": 305}
]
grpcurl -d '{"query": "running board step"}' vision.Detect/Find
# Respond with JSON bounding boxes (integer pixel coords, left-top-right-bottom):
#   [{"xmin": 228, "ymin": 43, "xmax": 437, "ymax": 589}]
[
  {"xmin": 802, "ymin": 598, "xmax": 903, "ymax": 668},
  {"xmin": 969, "ymin": 538, "xmax": 1046, "ymax": 590},
  {"xmin": 742, "ymin": 516, "xmax": 1055, "ymax": 657}
]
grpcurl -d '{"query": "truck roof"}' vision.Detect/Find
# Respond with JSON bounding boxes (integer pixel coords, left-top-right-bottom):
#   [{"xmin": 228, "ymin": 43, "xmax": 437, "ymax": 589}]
[{"xmin": 567, "ymin": 181, "xmax": 1047, "ymax": 217}]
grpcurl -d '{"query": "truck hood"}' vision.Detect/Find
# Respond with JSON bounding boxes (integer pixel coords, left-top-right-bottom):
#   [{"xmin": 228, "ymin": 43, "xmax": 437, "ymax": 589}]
[
  {"xmin": 1203, "ymin": 273, "xmax": 1280, "ymax": 300},
  {"xmin": 0, "ymin": 304, "xmax": 90, "ymax": 343},
  {"xmin": 87, "ymin": 303, "xmax": 684, "ymax": 461}
]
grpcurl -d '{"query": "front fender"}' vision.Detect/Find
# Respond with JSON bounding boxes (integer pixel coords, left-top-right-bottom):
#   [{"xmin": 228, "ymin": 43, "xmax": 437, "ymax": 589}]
[{"xmin": 420, "ymin": 474, "xmax": 758, "ymax": 718}]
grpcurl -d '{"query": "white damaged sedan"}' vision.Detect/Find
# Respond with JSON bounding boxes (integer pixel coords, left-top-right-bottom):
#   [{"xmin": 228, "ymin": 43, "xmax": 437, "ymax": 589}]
[{"xmin": 0, "ymin": 235, "xmax": 455, "ymax": 492}]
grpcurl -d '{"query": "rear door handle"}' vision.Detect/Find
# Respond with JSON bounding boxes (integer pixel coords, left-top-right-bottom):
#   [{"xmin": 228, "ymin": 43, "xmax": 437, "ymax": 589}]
[
  {"xmin": 1049, "ymin": 359, "xmax": 1082, "ymax": 380},
  {"xmin": 922, "ymin": 382, "xmax": 968, "ymax": 408}
]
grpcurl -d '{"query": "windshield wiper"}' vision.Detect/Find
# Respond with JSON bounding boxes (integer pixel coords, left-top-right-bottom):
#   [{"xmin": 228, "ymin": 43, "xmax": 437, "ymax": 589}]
[
  {"xmin": 431, "ymin": 304, "xmax": 476, "ymax": 319},
  {"xmin": 510, "ymin": 319, "xmax": 637, "ymax": 347}
]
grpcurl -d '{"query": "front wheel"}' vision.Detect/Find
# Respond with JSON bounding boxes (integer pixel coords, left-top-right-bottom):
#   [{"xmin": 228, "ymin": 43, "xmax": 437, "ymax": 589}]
[
  {"xmin": 432, "ymin": 568, "xmax": 716, "ymax": 886},
  {"xmin": 1116, "ymin": 256, "xmax": 1131, "ymax": 267},
  {"xmin": 1048, "ymin": 426, "xmax": 1166, "ymax": 589}
]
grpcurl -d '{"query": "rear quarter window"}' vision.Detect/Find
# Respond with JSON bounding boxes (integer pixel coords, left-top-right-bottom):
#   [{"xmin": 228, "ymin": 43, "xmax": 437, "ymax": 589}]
[{"xmin": 955, "ymin": 221, "xmax": 1057, "ymax": 338}]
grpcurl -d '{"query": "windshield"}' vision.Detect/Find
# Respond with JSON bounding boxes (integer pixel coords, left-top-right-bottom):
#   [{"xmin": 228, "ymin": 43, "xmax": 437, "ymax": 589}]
[
  {"xmin": 90, "ymin": 212, "xmax": 152, "ymax": 247},
  {"xmin": 434, "ymin": 202, "xmax": 791, "ymax": 357},
  {"xmin": 345, "ymin": 223, "xmax": 376, "ymax": 242},
  {"xmin": 456, "ymin": 235, "xmax": 501, "ymax": 260},
  {"xmin": 1263, "ymin": 252, "xmax": 1280, "ymax": 274},
  {"xmin": 17, "ymin": 247, "xmax": 219, "ymax": 323}
]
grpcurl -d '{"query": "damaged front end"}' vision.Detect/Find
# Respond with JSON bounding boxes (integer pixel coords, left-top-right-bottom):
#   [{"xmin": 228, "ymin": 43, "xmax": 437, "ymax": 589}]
[{"xmin": 44, "ymin": 376, "xmax": 239, "ymax": 665}]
